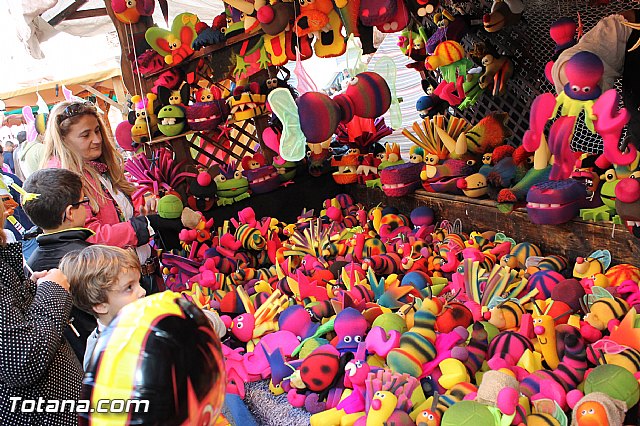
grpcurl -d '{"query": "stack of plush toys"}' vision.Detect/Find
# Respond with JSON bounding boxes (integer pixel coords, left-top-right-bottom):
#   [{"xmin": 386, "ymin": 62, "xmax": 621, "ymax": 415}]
[{"xmin": 95, "ymin": 189, "xmax": 640, "ymax": 425}]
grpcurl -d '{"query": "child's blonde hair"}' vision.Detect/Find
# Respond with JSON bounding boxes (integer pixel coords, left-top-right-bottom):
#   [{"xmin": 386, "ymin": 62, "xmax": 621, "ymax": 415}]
[{"xmin": 60, "ymin": 245, "xmax": 141, "ymax": 315}]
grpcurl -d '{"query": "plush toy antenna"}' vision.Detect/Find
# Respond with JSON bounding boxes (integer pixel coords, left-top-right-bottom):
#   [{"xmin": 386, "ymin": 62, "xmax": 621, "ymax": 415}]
[
  {"xmin": 431, "ymin": 392, "xmax": 440, "ymax": 413},
  {"xmin": 552, "ymin": 309, "xmax": 572, "ymax": 322},
  {"xmin": 532, "ymin": 301, "xmax": 543, "ymax": 316},
  {"xmin": 543, "ymin": 300, "xmax": 554, "ymax": 316}
]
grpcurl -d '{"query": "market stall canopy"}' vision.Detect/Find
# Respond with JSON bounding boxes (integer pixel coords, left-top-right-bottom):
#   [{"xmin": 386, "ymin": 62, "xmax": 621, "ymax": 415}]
[
  {"xmin": 6, "ymin": 0, "xmax": 225, "ymax": 59},
  {"xmin": 0, "ymin": 69, "xmax": 122, "ymax": 112}
]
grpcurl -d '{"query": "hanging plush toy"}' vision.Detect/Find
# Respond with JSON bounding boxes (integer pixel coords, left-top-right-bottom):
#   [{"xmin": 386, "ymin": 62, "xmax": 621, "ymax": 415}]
[
  {"xmin": 145, "ymin": 13, "xmax": 200, "ymax": 65},
  {"xmin": 111, "ymin": 0, "xmax": 154, "ymax": 24},
  {"xmin": 215, "ymin": 162, "xmax": 250, "ymax": 206},
  {"xmin": 228, "ymin": 82, "xmax": 267, "ymax": 121},
  {"xmin": 294, "ymin": 0, "xmax": 346, "ymax": 58},
  {"xmin": 242, "ymin": 153, "xmax": 281, "ymax": 193},
  {"xmin": 478, "ymin": 53, "xmax": 514, "ymax": 97},
  {"xmin": 482, "ymin": 0, "xmax": 524, "ymax": 32},
  {"xmin": 129, "ymin": 93, "xmax": 159, "ymax": 144}
]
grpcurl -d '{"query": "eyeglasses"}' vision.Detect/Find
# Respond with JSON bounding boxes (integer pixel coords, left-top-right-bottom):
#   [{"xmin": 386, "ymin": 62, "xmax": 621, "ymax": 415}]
[
  {"xmin": 62, "ymin": 196, "xmax": 90, "ymax": 222},
  {"xmin": 70, "ymin": 197, "xmax": 90, "ymax": 208},
  {"xmin": 57, "ymin": 101, "xmax": 97, "ymax": 125}
]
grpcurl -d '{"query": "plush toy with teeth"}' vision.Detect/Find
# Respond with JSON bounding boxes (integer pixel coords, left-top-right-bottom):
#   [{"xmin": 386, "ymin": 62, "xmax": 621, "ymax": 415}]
[
  {"xmin": 228, "ymin": 82, "xmax": 267, "ymax": 121},
  {"xmin": 242, "ymin": 153, "xmax": 281, "ymax": 194}
]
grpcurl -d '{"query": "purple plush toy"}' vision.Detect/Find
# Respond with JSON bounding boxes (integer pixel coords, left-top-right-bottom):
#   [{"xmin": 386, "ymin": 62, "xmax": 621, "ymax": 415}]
[
  {"xmin": 380, "ymin": 162, "xmax": 422, "ymax": 197},
  {"xmin": 526, "ymin": 179, "xmax": 588, "ymax": 225},
  {"xmin": 334, "ymin": 307, "xmax": 368, "ymax": 354}
]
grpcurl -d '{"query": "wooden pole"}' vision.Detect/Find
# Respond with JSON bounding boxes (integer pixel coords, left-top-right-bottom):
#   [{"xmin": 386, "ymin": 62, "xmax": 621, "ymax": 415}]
[{"xmin": 102, "ymin": 0, "xmax": 154, "ymax": 95}]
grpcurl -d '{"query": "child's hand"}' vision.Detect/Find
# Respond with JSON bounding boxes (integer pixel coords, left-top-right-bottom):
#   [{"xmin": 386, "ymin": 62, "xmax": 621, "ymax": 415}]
[{"xmin": 37, "ymin": 268, "xmax": 70, "ymax": 292}]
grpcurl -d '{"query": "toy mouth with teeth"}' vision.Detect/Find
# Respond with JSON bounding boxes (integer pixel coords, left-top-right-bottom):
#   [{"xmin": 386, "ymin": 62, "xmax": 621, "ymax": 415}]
[
  {"xmin": 356, "ymin": 154, "xmax": 380, "ymax": 184},
  {"xmin": 228, "ymin": 92, "xmax": 267, "ymax": 121},
  {"xmin": 243, "ymin": 165, "xmax": 281, "ymax": 194},
  {"xmin": 185, "ymin": 101, "xmax": 228, "ymax": 131},
  {"xmin": 331, "ymin": 154, "xmax": 359, "ymax": 185},
  {"xmin": 157, "ymin": 105, "xmax": 187, "ymax": 136},
  {"xmin": 527, "ymin": 179, "xmax": 587, "ymax": 225},
  {"xmin": 380, "ymin": 162, "xmax": 422, "ymax": 197},
  {"xmin": 615, "ymin": 177, "xmax": 640, "ymax": 238}
]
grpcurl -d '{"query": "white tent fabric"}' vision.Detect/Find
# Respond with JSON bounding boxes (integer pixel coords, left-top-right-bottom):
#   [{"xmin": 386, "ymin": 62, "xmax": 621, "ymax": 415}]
[{"xmin": 1, "ymin": 0, "xmax": 226, "ymax": 102}]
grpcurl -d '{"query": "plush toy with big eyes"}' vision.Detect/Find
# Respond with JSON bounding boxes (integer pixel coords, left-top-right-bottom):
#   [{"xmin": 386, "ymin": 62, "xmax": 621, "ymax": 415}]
[
  {"xmin": 112, "ymin": 0, "xmax": 154, "ymax": 24},
  {"xmin": 215, "ymin": 162, "xmax": 250, "ymax": 206},
  {"xmin": 333, "ymin": 307, "xmax": 368, "ymax": 354}
]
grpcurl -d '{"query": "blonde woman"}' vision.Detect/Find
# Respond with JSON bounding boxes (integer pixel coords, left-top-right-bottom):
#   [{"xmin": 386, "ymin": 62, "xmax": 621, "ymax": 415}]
[{"xmin": 41, "ymin": 100, "xmax": 180, "ymax": 292}]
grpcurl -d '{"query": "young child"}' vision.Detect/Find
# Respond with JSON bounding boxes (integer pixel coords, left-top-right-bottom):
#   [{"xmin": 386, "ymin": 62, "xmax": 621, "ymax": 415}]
[
  {"xmin": 0, "ymin": 199, "xmax": 82, "ymax": 425},
  {"xmin": 22, "ymin": 168, "xmax": 92, "ymax": 271},
  {"xmin": 21, "ymin": 168, "xmax": 96, "ymax": 362},
  {"xmin": 60, "ymin": 245, "xmax": 146, "ymax": 370}
]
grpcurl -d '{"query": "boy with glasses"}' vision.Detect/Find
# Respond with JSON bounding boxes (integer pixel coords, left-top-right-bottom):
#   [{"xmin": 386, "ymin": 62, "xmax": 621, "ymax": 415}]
[{"xmin": 21, "ymin": 168, "xmax": 96, "ymax": 362}]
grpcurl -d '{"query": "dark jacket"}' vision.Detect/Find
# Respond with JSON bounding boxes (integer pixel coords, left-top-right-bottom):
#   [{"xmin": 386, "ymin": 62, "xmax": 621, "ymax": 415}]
[
  {"xmin": 3, "ymin": 152, "xmax": 14, "ymax": 173},
  {"xmin": 28, "ymin": 228, "xmax": 93, "ymax": 272},
  {"xmin": 0, "ymin": 242, "xmax": 83, "ymax": 425},
  {"xmin": 28, "ymin": 228, "xmax": 96, "ymax": 363}
]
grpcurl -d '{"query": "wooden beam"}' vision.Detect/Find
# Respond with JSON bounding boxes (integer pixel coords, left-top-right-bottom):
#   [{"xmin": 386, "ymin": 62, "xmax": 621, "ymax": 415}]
[
  {"xmin": 111, "ymin": 77, "xmax": 129, "ymax": 119},
  {"xmin": 79, "ymin": 84, "xmax": 126, "ymax": 113},
  {"xmin": 48, "ymin": 0, "xmax": 88, "ymax": 27},
  {"xmin": 66, "ymin": 8, "xmax": 108, "ymax": 20}
]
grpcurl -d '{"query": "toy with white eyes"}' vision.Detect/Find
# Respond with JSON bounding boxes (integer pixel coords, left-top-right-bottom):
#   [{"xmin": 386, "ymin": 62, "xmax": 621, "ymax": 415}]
[
  {"xmin": 221, "ymin": 288, "xmax": 289, "ymax": 351},
  {"xmin": 409, "ymin": 146, "xmax": 425, "ymax": 163},
  {"xmin": 196, "ymin": 87, "xmax": 222, "ymax": 103},
  {"xmin": 333, "ymin": 307, "xmax": 368, "ymax": 354},
  {"xmin": 552, "ymin": 51, "xmax": 604, "ymax": 134},
  {"xmin": 215, "ymin": 161, "xmax": 251, "ymax": 206}
]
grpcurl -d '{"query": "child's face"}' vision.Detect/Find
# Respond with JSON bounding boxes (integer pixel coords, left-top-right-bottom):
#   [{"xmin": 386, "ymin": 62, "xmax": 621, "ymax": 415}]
[
  {"xmin": 68, "ymin": 193, "xmax": 88, "ymax": 228},
  {"xmin": 97, "ymin": 268, "xmax": 146, "ymax": 325}
]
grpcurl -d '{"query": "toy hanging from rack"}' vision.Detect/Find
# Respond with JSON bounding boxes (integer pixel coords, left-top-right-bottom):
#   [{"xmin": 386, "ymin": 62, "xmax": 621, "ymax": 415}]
[
  {"xmin": 145, "ymin": 13, "xmax": 199, "ymax": 65},
  {"xmin": 523, "ymin": 52, "xmax": 637, "ymax": 180},
  {"xmin": 111, "ymin": 0, "xmax": 154, "ymax": 24}
]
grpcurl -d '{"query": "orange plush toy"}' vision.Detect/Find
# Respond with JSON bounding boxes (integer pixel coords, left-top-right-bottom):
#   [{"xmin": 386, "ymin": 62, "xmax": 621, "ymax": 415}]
[{"xmin": 294, "ymin": 0, "xmax": 346, "ymax": 58}]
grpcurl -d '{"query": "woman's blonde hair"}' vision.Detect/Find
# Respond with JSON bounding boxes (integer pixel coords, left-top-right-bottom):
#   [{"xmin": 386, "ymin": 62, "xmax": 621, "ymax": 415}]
[
  {"xmin": 60, "ymin": 245, "xmax": 141, "ymax": 316},
  {"xmin": 0, "ymin": 201, "xmax": 6, "ymax": 247},
  {"xmin": 41, "ymin": 100, "xmax": 135, "ymax": 211}
]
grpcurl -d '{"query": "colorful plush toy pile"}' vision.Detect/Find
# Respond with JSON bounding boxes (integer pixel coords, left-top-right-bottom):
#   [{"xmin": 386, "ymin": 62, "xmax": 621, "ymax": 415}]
[{"xmin": 158, "ymin": 193, "xmax": 640, "ymax": 425}]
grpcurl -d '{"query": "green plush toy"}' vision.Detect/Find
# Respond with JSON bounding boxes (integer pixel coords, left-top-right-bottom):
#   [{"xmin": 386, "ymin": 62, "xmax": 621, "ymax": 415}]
[
  {"xmin": 583, "ymin": 364, "xmax": 640, "ymax": 409},
  {"xmin": 441, "ymin": 400, "xmax": 499, "ymax": 426},
  {"xmin": 157, "ymin": 105, "xmax": 186, "ymax": 137},
  {"xmin": 158, "ymin": 194, "xmax": 184, "ymax": 219},
  {"xmin": 373, "ymin": 312, "xmax": 408, "ymax": 334}
]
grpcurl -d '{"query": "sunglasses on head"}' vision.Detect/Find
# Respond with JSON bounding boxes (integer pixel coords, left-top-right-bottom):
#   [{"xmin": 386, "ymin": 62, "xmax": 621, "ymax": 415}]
[{"xmin": 57, "ymin": 101, "xmax": 97, "ymax": 125}]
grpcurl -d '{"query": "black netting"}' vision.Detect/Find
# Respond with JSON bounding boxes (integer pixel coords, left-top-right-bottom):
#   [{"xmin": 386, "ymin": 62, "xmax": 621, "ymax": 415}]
[{"xmin": 431, "ymin": 0, "xmax": 635, "ymax": 151}]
